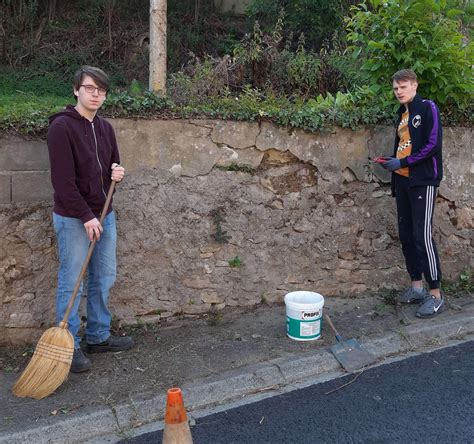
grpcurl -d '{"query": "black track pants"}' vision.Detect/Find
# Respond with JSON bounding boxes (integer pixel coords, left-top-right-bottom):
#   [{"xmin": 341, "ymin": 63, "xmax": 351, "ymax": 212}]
[{"xmin": 393, "ymin": 173, "xmax": 441, "ymax": 289}]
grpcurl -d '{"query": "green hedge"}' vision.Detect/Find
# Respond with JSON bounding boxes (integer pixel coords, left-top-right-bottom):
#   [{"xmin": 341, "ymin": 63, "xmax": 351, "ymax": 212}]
[
  {"xmin": 346, "ymin": 0, "xmax": 474, "ymax": 111},
  {"xmin": 0, "ymin": 86, "xmax": 471, "ymax": 138},
  {"xmin": 0, "ymin": 89, "xmax": 384, "ymax": 137},
  {"xmin": 0, "ymin": 81, "xmax": 474, "ymax": 136}
]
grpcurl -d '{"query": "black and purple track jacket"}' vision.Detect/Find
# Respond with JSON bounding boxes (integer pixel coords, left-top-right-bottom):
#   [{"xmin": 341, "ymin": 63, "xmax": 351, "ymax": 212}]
[{"xmin": 391, "ymin": 93, "xmax": 443, "ymax": 194}]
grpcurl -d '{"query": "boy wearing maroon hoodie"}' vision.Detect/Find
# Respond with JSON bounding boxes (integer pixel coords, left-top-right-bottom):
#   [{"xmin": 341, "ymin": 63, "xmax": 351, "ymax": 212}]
[{"xmin": 47, "ymin": 66, "xmax": 133, "ymax": 373}]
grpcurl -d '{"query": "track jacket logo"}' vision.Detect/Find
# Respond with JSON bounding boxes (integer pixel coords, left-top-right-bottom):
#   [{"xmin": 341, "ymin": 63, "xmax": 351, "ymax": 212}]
[{"xmin": 412, "ymin": 115, "xmax": 421, "ymax": 128}]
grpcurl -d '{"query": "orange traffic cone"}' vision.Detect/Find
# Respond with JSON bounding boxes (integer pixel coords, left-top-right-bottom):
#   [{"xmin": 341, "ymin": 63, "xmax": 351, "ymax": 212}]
[{"xmin": 162, "ymin": 387, "xmax": 193, "ymax": 444}]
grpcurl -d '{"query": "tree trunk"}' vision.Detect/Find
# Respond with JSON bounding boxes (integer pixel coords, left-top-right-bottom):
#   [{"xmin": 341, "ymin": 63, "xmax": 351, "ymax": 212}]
[
  {"xmin": 34, "ymin": 16, "xmax": 47, "ymax": 45},
  {"xmin": 47, "ymin": 0, "xmax": 57, "ymax": 23},
  {"xmin": 0, "ymin": 22, "xmax": 6, "ymax": 63},
  {"xmin": 106, "ymin": 0, "xmax": 116, "ymax": 60},
  {"xmin": 194, "ymin": 0, "xmax": 200, "ymax": 25},
  {"xmin": 149, "ymin": 0, "xmax": 167, "ymax": 94}
]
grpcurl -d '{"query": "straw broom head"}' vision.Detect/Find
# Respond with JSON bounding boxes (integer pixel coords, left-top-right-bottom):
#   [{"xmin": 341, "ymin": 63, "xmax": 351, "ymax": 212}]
[
  {"xmin": 12, "ymin": 321, "xmax": 74, "ymax": 400},
  {"xmin": 12, "ymin": 182, "xmax": 116, "ymax": 400}
]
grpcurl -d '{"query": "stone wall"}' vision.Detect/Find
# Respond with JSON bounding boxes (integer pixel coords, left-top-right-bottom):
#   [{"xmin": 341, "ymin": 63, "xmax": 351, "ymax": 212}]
[{"xmin": 1, "ymin": 120, "xmax": 472, "ymax": 344}]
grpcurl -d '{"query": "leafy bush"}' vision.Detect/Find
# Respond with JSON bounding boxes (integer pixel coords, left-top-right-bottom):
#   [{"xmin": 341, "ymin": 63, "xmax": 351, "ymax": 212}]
[
  {"xmin": 442, "ymin": 271, "xmax": 474, "ymax": 297},
  {"xmin": 447, "ymin": 0, "xmax": 474, "ymax": 39},
  {"xmin": 272, "ymin": 86, "xmax": 390, "ymax": 131},
  {"xmin": 167, "ymin": 56, "xmax": 235, "ymax": 105},
  {"xmin": 346, "ymin": 0, "xmax": 474, "ymax": 113},
  {"xmin": 245, "ymin": 0, "xmax": 357, "ymax": 49},
  {"xmin": 167, "ymin": 0, "xmax": 244, "ymax": 72},
  {"xmin": 102, "ymin": 91, "xmax": 170, "ymax": 116},
  {"xmin": 286, "ymin": 35, "xmax": 321, "ymax": 98},
  {"xmin": 230, "ymin": 14, "xmax": 349, "ymax": 97},
  {"xmin": 323, "ymin": 31, "xmax": 370, "ymax": 92},
  {"xmin": 233, "ymin": 17, "xmax": 285, "ymax": 91}
]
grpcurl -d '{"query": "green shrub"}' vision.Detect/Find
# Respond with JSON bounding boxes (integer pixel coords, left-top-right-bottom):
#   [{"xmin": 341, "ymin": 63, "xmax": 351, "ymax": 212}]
[
  {"xmin": 272, "ymin": 86, "xmax": 390, "ymax": 131},
  {"xmin": 346, "ymin": 0, "xmax": 474, "ymax": 112},
  {"xmin": 228, "ymin": 256, "xmax": 242, "ymax": 268},
  {"xmin": 245, "ymin": 0, "xmax": 354, "ymax": 49},
  {"xmin": 167, "ymin": 0, "xmax": 244, "ymax": 72},
  {"xmin": 231, "ymin": 13, "xmax": 349, "ymax": 97},
  {"xmin": 167, "ymin": 57, "xmax": 232, "ymax": 105},
  {"xmin": 442, "ymin": 271, "xmax": 474, "ymax": 297},
  {"xmin": 233, "ymin": 17, "xmax": 283, "ymax": 91},
  {"xmin": 102, "ymin": 91, "xmax": 170, "ymax": 116},
  {"xmin": 447, "ymin": 0, "xmax": 474, "ymax": 39},
  {"xmin": 324, "ymin": 32, "xmax": 370, "ymax": 92},
  {"xmin": 286, "ymin": 35, "xmax": 321, "ymax": 98}
]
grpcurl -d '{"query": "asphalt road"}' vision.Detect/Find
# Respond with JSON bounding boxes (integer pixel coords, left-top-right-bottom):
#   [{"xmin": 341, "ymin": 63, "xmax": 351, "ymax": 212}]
[{"xmin": 123, "ymin": 340, "xmax": 474, "ymax": 443}]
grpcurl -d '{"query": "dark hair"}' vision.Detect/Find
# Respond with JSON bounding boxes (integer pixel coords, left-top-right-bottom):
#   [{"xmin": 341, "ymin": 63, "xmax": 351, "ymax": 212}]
[
  {"xmin": 73, "ymin": 66, "xmax": 110, "ymax": 92},
  {"xmin": 392, "ymin": 69, "xmax": 417, "ymax": 83}
]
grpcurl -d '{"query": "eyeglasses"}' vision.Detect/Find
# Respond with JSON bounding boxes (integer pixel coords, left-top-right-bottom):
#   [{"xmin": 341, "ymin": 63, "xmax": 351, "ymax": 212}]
[{"xmin": 80, "ymin": 84, "xmax": 108, "ymax": 96}]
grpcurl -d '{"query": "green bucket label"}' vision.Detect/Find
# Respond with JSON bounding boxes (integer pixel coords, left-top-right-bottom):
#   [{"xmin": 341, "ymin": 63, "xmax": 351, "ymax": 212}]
[{"xmin": 286, "ymin": 316, "xmax": 322, "ymax": 340}]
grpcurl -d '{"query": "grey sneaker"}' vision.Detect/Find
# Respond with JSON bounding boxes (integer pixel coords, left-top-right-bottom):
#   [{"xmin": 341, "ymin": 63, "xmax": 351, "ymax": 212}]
[
  {"xmin": 398, "ymin": 287, "xmax": 429, "ymax": 304},
  {"xmin": 416, "ymin": 295, "xmax": 446, "ymax": 318},
  {"xmin": 71, "ymin": 348, "xmax": 91, "ymax": 373}
]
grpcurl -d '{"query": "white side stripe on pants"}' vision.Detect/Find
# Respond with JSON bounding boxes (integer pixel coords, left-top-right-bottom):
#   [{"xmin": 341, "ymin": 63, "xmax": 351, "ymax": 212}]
[{"xmin": 424, "ymin": 186, "xmax": 438, "ymax": 281}]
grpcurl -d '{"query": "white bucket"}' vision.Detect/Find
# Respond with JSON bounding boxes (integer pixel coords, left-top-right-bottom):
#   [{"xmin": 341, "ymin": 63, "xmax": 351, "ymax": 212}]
[{"xmin": 284, "ymin": 291, "xmax": 324, "ymax": 341}]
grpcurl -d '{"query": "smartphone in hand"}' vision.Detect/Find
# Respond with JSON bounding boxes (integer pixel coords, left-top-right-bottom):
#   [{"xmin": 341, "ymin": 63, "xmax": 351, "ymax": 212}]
[{"xmin": 372, "ymin": 156, "xmax": 389, "ymax": 164}]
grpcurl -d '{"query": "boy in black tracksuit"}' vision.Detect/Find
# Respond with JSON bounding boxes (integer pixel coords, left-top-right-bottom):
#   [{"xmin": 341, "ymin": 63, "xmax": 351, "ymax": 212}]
[{"xmin": 380, "ymin": 69, "xmax": 445, "ymax": 317}]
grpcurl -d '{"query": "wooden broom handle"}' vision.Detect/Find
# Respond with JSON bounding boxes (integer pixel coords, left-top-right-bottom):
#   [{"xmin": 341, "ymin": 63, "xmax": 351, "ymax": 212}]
[
  {"xmin": 324, "ymin": 314, "xmax": 343, "ymax": 343},
  {"xmin": 60, "ymin": 181, "xmax": 116, "ymax": 326}
]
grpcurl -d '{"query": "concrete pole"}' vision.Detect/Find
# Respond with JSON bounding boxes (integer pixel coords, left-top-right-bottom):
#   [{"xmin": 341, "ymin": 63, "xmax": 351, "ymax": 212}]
[{"xmin": 149, "ymin": 0, "xmax": 167, "ymax": 94}]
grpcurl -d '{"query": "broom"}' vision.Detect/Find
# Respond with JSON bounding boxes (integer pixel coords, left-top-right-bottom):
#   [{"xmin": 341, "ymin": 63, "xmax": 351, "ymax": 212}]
[{"xmin": 12, "ymin": 181, "xmax": 116, "ymax": 399}]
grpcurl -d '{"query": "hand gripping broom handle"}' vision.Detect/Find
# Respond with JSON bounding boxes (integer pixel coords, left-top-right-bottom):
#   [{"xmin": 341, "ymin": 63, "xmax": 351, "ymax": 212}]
[{"xmin": 59, "ymin": 181, "xmax": 116, "ymax": 328}]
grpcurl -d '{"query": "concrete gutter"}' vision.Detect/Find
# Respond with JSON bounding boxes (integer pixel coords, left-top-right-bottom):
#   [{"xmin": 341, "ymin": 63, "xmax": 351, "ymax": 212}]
[{"xmin": 2, "ymin": 306, "xmax": 473, "ymax": 443}]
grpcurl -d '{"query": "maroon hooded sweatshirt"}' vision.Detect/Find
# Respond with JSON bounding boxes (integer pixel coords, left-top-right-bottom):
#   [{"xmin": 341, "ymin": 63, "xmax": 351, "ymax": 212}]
[{"xmin": 47, "ymin": 105, "xmax": 120, "ymax": 223}]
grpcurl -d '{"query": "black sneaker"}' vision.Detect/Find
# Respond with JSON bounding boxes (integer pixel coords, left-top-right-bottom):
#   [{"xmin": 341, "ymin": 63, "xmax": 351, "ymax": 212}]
[
  {"xmin": 71, "ymin": 348, "xmax": 91, "ymax": 373},
  {"xmin": 86, "ymin": 335, "xmax": 134, "ymax": 354}
]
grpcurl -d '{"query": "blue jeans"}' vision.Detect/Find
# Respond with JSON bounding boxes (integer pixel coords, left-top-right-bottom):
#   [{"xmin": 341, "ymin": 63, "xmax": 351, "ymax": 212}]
[{"xmin": 53, "ymin": 211, "xmax": 117, "ymax": 349}]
